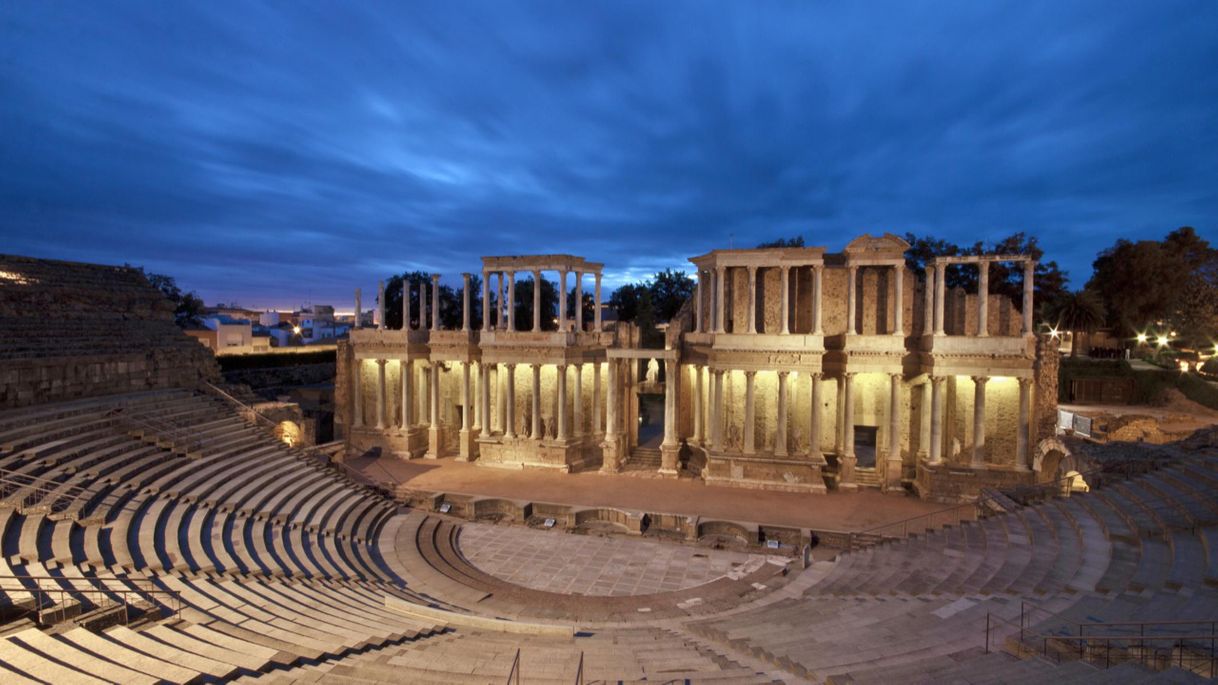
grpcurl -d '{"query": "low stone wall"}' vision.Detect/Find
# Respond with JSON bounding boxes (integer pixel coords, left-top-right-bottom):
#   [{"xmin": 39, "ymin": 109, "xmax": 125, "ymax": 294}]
[{"xmin": 914, "ymin": 460, "xmax": 1035, "ymax": 503}]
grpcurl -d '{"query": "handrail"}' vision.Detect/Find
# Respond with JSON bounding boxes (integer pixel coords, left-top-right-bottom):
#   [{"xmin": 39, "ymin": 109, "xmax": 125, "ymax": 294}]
[
  {"xmin": 0, "ymin": 574, "xmax": 182, "ymax": 626},
  {"xmin": 202, "ymin": 381, "xmax": 280, "ymax": 429},
  {"xmin": 106, "ymin": 407, "xmax": 205, "ymax": 456},
  {"xmin": 574, "ymin": 650, "xmax": 584, "ymax": 685},
  {"xmin": 0, "ymin": 467, "xmax": 90, "ymax": 516},
  {"xmin": 506, "ymin": 647, "xmax": 521, "ymax": 685}
]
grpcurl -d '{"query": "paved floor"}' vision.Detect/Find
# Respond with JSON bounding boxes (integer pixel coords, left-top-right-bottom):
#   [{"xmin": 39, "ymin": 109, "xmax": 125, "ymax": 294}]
[
  {"xmin": 458, "ymin": 522, "xmax": 757, "ymax": 596},
  {"xmin": 351, "ymin": 455, "xmax": 950, "ymax": 533}
]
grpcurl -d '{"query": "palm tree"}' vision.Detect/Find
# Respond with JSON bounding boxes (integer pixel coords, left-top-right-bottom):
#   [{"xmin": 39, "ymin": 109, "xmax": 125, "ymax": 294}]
[{"xmin": 1047, "ymin": 290, "xmax": 1106, "ymax": 357}]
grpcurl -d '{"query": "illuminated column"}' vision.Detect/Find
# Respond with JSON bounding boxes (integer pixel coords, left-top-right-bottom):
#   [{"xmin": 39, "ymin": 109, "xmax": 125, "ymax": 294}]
[
  {"xmin": 886, "ymin": 372, "xmax": 902, "ymax": 491},
  {"xmin": 694, "ymin": 271, "xmax": 704, "ymax": 333},
  {"xmin": 808, "ymin": 372, "xmax": 823, "ymax": 457},
  {"xmin": 743, "ymin": 370, "xmax": 756, "ymax": 455},
  {"xmin": 461, "ymin": 362, "xmax": 472, "ymax": 432},
  {"xmin": 479, "ymin": 363, "xmax": 491, "ymax": 439},
  {"xmin": 574, "ymin": 271, "xmax": 583, "ymax": 331},
  {"xmin": 504, "ymin": 364, "xmax": 517, "ymax": 438},
  {"xmin": 558, "ymin": 270, "xmax": 569, "ymax": 330},
  {"xmin": 934, "ymin": 263, "xmax": 947, "ymax": 335},
  {"xmin": 377, "ymin": 280, "xmax": 385, "ymax": 330},
  {"xmin": 746, "ymin": 266, "xmax": 758, "ymax": 334},
  {"xmin": 351, "ymin": 358, "xmax": 363, "ymax": 428},
  {"xmin": 715, "ymin": 266, "xmax": 727, "ymax": 333},
  {"xmin": 846, "ymin": 265, "xmax": 858, "ymax": 334},
  {"xmin": 481, "ymin": 271, "xmax": 490, "ymax": 331},
  {"xmin": 557, "ymin": 364, "xmax": 569, "ymax": 440},
  {"xmin": 893, "ymin": 265, "xmax": 904, "ymax": 336},
  {"xmin": 572, "ymin": 363, "xmax": 583, "ymax": 437},
  {"xmin": 604, "ymin": 360, "xmax": 619, "ymax": 440},
  {"xmin": 834, "ymin": 376, "xmax": 844, "ymax": 456},
  {"xmin": 1016, "ymin": 378, "xmax": 1032, "ymax": 470},
  {"xmin": 419, "ymin": 280, "xmax": 428, "ymax": 331},
  {"xmin": 929, "ymin": 376, "xmax": 944, "ymax": 465},
  {"xmin": 919, "ymin": 380, "xmax": 931, "ymax": 460},
  {"xmin": 430, "ymin": 274, "xmax": 440, "ymax": 331},
  {"xmin": 923, "ymin": 266, "xmax": 934, "ymax": 335},
  {"xmin": 401, "ymin": 283, "xmax": 410, "ymax": 331},
  {"xmin": 401, "ymin": 359, "xmax": 412, "ymax": 429},
  {"xmin": 776, "ymin": 371, "xmax": 789, "ymax": 456},
  {"xmin": 375, "ymin": 359, "xmax": 387, "ymax": 429},
  {"xmin": 462, "ymin": 273, "xmax": 472, "ymax": 332},
  {"xmin": 496, "ymin": 272, "xmax": 505, "ymax": 329},
  {"xmin": 977, "ymin": 261, "xmax": 989, "ymax": 337},
  {"xmin": 592, "ymin": 362, "xmax": 602, "ymax": 435},
  {"xmin": 780, "ymin": 266, "xmax": 791, "ymax": 334},
  {"xmin": 840, "ymin": 372, "xmax": 856, "ymax": 490},
  {"xmin": 1023, "ymin": 261, "xmax": 1035, "ymax": 335},
  {"xmin": 530, "ymin": 363, "xmax": 541, "ymax": 439},
  {"xmin": 660, "ymin": 359, "xmax": 679, "ymax": 474},
  {"xmin": 712, "ymin": 369, "xmax": 725, "ymax": 450},
  {"xmin": 594, "ymin": 273, "xmax": 603, "ymax": 332},
  {"xmin": 354, "ymin": 288, "xmax": 362, "ymax": 329},
  {"xmin": 693, "ymin": 366, "xmax": 704, "ymax": 444},
  {"xmin": 506, "ymin": 271, "xmax": 516, "ymax": 332},
  {"xmin": 812, "ymin": 264, "xmax": 824, "ymax": 335},
  {"xmin": 532, "ymin": 269, "xmax": 543, "ymax": 332},
  {"xmin": 425, "ymin": 361, "xmax": 441, "ymax": 458},
  {"xmin": 972, "ymin": 376, "xmax": 987, "ymax": 468}
]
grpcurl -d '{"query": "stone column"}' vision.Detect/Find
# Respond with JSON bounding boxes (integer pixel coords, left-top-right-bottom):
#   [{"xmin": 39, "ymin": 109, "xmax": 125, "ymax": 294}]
[
  {"xmin": 846, "ymin": 265, "xmax": 858, "ymax": 334},
  {"xmin": 746, "ymin": 266, "xmax": 758, "ymax": 334},
  {"xmin": 780, "ymin": 266, "xmax": 791, "ymax": 334},
  {"xmin": 929, "ymin": 376, "xmax": 944, "ymax": 465},
  {"xmin": 713, "ymin": 369, "xmax": 726, "ymax": 450},
  {"xmin": 601, "ymin": 359, "xmax": 621, "ymax": 473},
  {"xmin": 812, "ymin": 264, "xmax": 824, "ymax": 335},
  {"xmin": 419, "ymin": 281, "xmax": 428, "ymax": 332},
  {"xmin": 711, "ymin": 265, "xmax": 721, "ymax": 331},
  {"xmin": 558, "ymin": 270, "xmax": 568, "ymax": 331},
  {"xmin": 1023, "ymin": 261, "xmax": 1035, "ymax": 335},
  {"xmin": 401, "ymin": 359, "xmax": 413, "ymax": 429},
  {"xmin": 458, "ymin": 361, "xmax": 473, "ymax": 460},
  {"xmin": 351, "ymin": 357, "xmax": 363, "ymax": 427},
  {"xmin": 377, "ymin": 281, "xmax": 385, "ymax": 330},
  {"xmin": 354, "ymin": 288, "xmax": 362, "ymax": 329},
  {"xmin": 506, "ymin": 271, "xmax": 516, "ymax": 332},
  {"xmin": 693, "ymin": 366, "xmax": 704, "ymax": 445},
  {"xmin": 934, "ymin": 263, "xmax": 947, "ymax": 335},
  {"xmin": 776, "ymin": 371, "xmax": 789, "ymax": 456},
  {"xmin": 695, "ymin": 271, "xmax": 704, "ymax": 333},
  {"xmin": 572, "ymin": 363, "xmax": 583, "ymax": 437},
  {"xmin": 402, "ymin": 283, "xmax": 410, "ymax": 331},
  {"xmin": 977, "ymin": 261, "xmax": 989, "ymax": 337},
  {"xmin": 504, "ymin": 364, "xmax": 516, "ymax": 438},
  {"xmin": 375, "ymin": 359, "xmax": 387, "ymax": 429},
  {"xmin": 885, "ymin": 372, "xmax": 902, "ymax": 491},
  {"xmin": 479, "ymin": 363, "xmax": 491, "ymax": 439},
  {"xmin": 417, "ymin": 363, "xmax": 428, "ymax": 429},
  {"xmin": 743, "ymin": 370, "xmax": 756, "ymax": 455},
  {"xmin": 496, "ymin": 272, "xmax": 505, "ymax": 329},
  {"xmin": 893, "ymin": 265, "xmax": 904, "ymax": 336},
  {"xmin": 430, "ymin": 274, "xmax": 440, "ymax": 331},
  {"xmin": 594, "ymin": 273, "xmax": 603, "ymax": 332},
  {"xmin": 531, "ymin": 270, "xmax": 542, "ymax": 332},
  {"xmin": 557, "ymin": 364, "xmax": 569, "ymax": 441},
  {"xmin": 923, "ymin": 266, "xmax": 934, "ymax": 336},
  {"xmin": 919, "ymin": 380, "xmax": 931, "ymax": 460},
  {"xmin": 972, "ymin": 376, "xmax": 987, "ymax": 467},
  {"xmin": 660, "ymin": 359, "xmax": 679, "ymax": 475},
  {"xmin": 462, "ymin": 273, "xmax": 472, "ymax": 332},
  {"xmin": 530, "ymin": 363, "xmax": 542, "ymax": 439},
  {"xmin": 592, "ymin": 362, "xmax": 602, "ymax": 435},
  {"xmin": 809, "ymin": 372, "xmax": 823, "ymax": 457},
  {"xmin": 481, "ymin": 271, "xmax": 490, "ymax": 331},
  {"xmin": 426, "ymin": 362, "xmax": 441, "ymax": 458},
  {"xmin": 840, "ymin": 373, "xmax": 857, "ymax": 491},
  {"xmin": 1016, "ymin": 378, "xmax": 1032, "ymax": 470},
  {"xmin": 574, "ymin": 271, "xmax": 583, "ymax": 331}
]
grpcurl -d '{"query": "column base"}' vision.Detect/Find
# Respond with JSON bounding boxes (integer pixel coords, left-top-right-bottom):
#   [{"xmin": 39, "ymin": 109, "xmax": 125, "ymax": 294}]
[
  {"xmin": 425, "ymin": 426, "xmax": 442, "ymax": 459},
  {"xmin": 456, "ymin": 429, "xmax": 477, "ymax": 461},
  {"xmin": 659, "ymin": 442, "xmax": 681, "ymax": 476},
  {"xmin": 600, "ymin": 434, "xmax": 624, "ymax": 474},
  {"xmin": 837, "ymin": 454, "xmax": 858, "ymax": 492},
  {"xmin": 883, "ymin": 457, "xmax": 904, "ymax": 492}
]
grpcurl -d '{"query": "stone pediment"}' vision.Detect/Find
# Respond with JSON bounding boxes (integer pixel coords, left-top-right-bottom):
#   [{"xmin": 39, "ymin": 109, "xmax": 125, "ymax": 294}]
[{"xmin": 843, "ymin": 233, "xmax": 911, "ymax": 259}]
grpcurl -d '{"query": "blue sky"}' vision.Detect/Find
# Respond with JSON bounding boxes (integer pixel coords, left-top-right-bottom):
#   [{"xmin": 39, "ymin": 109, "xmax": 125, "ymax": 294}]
[{"xmin": 2, "ymin": 1, "xmax": 1215, "ymax": 310}]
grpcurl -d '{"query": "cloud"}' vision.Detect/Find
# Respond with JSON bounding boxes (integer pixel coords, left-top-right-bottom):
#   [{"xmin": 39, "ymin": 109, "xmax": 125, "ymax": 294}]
[{"xmin": 1, "ymin": 0, "xmax": 1215, "ymax": 309}]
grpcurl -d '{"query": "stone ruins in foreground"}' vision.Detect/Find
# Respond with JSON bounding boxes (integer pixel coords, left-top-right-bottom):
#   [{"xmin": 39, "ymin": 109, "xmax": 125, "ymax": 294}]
[{"xmin": 340, "ymin": 234, "xmax": 1060, "ymax": 502}]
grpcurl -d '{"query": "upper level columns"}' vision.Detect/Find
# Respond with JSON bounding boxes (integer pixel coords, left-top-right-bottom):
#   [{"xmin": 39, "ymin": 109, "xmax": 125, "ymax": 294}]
[
  {"xmin": 1023, "ymin": 261, "xmax": 1035, "ymax": 335},
  {"xmin": 377, "ymin": 280, "xmax": 385, "ymax": 330},
  {"xmin": 430, "ymin": 275, "xmax": 440, "ymax": 331},
  {"xmin": 354, "ymin": 288, "xmax": 362, "ymax": 329},
  {"xmin": 977, "ymin": 262, "xmax": 989, "ymax": 336},
  {"xmin": 715, "ymin": 267, "xmax": 727, "ymax": 334},
  {"xmin": 923, "ymin": 266, "xmax": 934, "ymax": 335},
  {"xmin": 695, "ymin": 271, "xmax": 704, "ymax": 333},
  {"xmin": 933, "ymin": 263, "xmax": 947, "ymax": 335},
  {"xmin": 506, "ymin": 271, "xmax": 516, "ymax": 332},
  {"xmin": 461, "ymin": 273, "xmax": 472, "ymax": 331},
  {"xmin": 558, "ymin": 270, "xmax": 569, "ymax": 330},
  {"xmin": 419, "ymin": 280, "xmax": 428, "ymax": 330},
  {"xmin": 481, "ymin": 271, "xmax": 491, "ymax": 331},
  {"xmin": 746, "ymin": 266, "xmax": 758, "ymax": 334},
  {"xmin": 574, "ymin": 271, "xmax": 584, "ymax": 331},
  {"xmin": 892, "ymin": 266, "xmax": 904, "ymax": 335},
  {"xmin": 594, "ymin": 273, "xmax": 603, "ymax": 331},
  {"xmin": 780, "ymin": 266, "xmax": 791, "ymax": 334},
  {"xmin": 532, "ymin": 270, "xmax": 542, "ymax": 332},
  {"xmin": 846, "ymin": 266, "xmax": 858, "ymax": 334},
  {"xmin": 812, "ymin": 265, "xmax": 824, "ymax": 335}
]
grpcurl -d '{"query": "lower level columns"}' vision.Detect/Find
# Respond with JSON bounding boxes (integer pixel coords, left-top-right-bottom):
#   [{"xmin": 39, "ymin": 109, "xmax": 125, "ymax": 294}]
[
  {"xmin": 479, "ymin": 363, "xmax": 491, "ymax": 439},
  {"xmin": 692, "ymin": 366, "xmax": 704, "ymax": 445},
  {"xmin": 710, "ymin": 369, "xmax": 724, "ymax": 451},
  {"xmin": 808, "ymin": 372, "xmax": 823, "ymax": 458},
  {"xmin": 928, "ymin": 376, "xmax": 945, "ymax": 465},
  {"xmin": 530, "ymin": 363, "xmax": 542, "ymax": 440},
  {"xmin": 839, "ymin": 372, "xmax": 857, "ymax": 491},
  {"xmin": 425, "ymin": 362, "xmax": 441, "ymax": 458},
  {"xmin": 775, "ymin": 371, "xmax": 789, "ymax": 457},
  {"xmin": 1016, "ymin": 377, "xmax": 1032, "ymax": 470},
  {"xmin": 659, "ymin": 359, "xmax": 680, "ymax": 476},
  {"xmin": 572, "ymin": 363, "xmax": 583, "ymax": 438},
  {"xmin": 600, "ymin": 359, "xmax": 623, "ymax": 473},
  {"xmin": 971, "ymin": 376, "xmax": 988, "ymax": 468},
  {"xmin": 457, "ymin": 362, "xmax": 475, "ymax": 460},
  {"xmin": 556, "ymin": 364, "xmax": 569, "ymax": 441},
  {"xmin": 504, "ymin": 364, "xmax": 517, "ymax": 439},
  {"xmin": 743, "ymin": 370, "xmax": 757, "ymax": 455},
  {"xmin": 884, "ymin": 372, "xmax": 902, "ymax": 492},
  {"xmin": 375, "ymin": 359, "xmax": 387, "ymax": 430},
  {"xmin": 351, "ymin": 358, "xmax": 363, "ymax": 429},
  {"xmin": 591, "ymin": 362, "xmax": 602, "ymax": 436},
  {"xmin": 400, "ymin": 360, "xmax": 413, "ymax": 431}
]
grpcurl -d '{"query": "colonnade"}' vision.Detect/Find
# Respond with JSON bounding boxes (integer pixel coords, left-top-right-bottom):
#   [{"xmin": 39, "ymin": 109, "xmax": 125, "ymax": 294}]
[
  {"xmin": 923, "ymin": 258, "xmax": 1036, "ymax": 336},
  {"xmin": 479, "ymin": 268, "xmax": 604, "ymax": 332},
  {"xmin": 692, "ymin": 263, "xmax": 826, "ymax": 335}
]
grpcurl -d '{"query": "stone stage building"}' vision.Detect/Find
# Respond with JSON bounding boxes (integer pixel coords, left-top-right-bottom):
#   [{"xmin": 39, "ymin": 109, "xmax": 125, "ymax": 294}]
[{"xmin": 337, "ymin": 234, "xmax": 1056, "ymax": 501}]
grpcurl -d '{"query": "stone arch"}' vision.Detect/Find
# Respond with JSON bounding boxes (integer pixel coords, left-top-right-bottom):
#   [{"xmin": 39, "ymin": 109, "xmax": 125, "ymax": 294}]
[{"xmin": 1032, "ymin": 437, "xmax": 1071, "ymax": 477}]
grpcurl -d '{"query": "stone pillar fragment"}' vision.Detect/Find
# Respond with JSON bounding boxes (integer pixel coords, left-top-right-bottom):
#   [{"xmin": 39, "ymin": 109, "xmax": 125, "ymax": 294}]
[
  {"xmin": 780, "ymin": 266, "xmax": 791, "ymax": 334},
  {"xmin": 1023, "ymin": 261, "xmax": 1035, "ymax": 335},
  {"xmin": 377, "ymin": 281, "xmax": 385, "ymax": 330},
  {"xmin": 354, "ymin": 288, "xmax": 362, "ymax": 329},
  {"xmin": 716, "ymin": 266, "xmax": 727, "ymax": 334},
  {"xmin": 746, "ymin": 266, "xmax": 758, "ymax": 334},
  {"xmin": 934, "ymin": 263, "xmax": 946, "ymax": 335},
  {"xmin": 461, "ymin": 273, "xmax": 471, "ymax": 332}
]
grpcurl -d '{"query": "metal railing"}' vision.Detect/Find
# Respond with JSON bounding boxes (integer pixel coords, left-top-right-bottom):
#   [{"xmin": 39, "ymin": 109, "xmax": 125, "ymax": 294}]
[
  {"xmin": 847, "ymin": 497, "xmax": 984, "ymax": 551},
  {"xmin": 0, "ymin": 574, "xmax": 181, "ymax": 627},
  {"xmin": 202, "ymin": 381, "xmax": 280, "ymax": 430},
  {"xmin": 574, "ymin": 650, "xmax": 584, "ymax": 685},
  {"xmin": 506, "ymin": 647, "xmax": 521, "ymax": 685},
  {"xmin": 107, "ymin": 406, "xmax": 205, "ymax": 457},
  {"xmin": 0, "ymin": 467, "xmax": 89, "ymax": 518}
]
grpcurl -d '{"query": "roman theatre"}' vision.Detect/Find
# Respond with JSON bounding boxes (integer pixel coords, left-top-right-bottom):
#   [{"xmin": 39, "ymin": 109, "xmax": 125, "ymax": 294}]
[{"xmin": 1, "ymin": 247, "xmax": 1216, "ymax": 683}]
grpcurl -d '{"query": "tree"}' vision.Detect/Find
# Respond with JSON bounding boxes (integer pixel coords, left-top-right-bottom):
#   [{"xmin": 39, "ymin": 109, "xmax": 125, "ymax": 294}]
[
  {"xmin": 1088, "ymin": 227, "xmax": 1218, "ymax": 344},
  {"xmin": 648, "ymin": 269, "xmax": 695, "ymax": 322},
  {"xmin": 757, "ymin": 236, "xmax": 805, "ymax": 248},
  {"xmin": 609, "ymin": 283, "xmax": 647, "ymax": 323},
  {"xmin": 141, "ymin": 271, "xmax": 204, "ymax": 327},
  {"xmin": 511, "ymin": 276, "xmax": 559, "ymax": 331},
  {"xmin": 1045, "ymin": 290, "xmax": 1106, "ymax": 357}
]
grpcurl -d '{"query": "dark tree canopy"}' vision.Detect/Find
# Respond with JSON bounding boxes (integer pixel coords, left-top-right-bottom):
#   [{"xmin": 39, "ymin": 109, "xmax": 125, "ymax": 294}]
[
  {"xmin": 511, "ymin": 276, "xmax": 559, "ymax": 331},
  {"xmin": 381, "ymin": 271, "xmax": 467, "ymax": 330},
  {"xmin": 1044, "ymin": 289, "xmax": 1106, "ymax": 356},
  {"xmin": 756, "ymin": 236, "xmax": 805, "ymax": 248},
  {"xmin": 141, "ymin": 270, "xmax": 204, "ymax": 327}
]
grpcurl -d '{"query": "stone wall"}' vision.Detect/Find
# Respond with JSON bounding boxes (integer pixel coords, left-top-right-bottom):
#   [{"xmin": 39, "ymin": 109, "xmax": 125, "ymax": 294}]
[{"xmin": 0, "ymin": 254, "xmax": 219, "ymax": 408}]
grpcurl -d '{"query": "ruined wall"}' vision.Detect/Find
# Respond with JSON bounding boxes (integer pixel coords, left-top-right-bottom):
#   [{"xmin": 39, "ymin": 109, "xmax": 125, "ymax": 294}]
[{"xmin": 0, "ymin": 254, "xmax": 219, "ymax": 408}]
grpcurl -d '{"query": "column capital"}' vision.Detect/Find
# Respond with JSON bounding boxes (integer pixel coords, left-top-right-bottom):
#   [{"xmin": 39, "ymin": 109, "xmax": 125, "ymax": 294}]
[
  {"xmin": 431, "ymin": 273, "xmax": 440, "ymax": 284},
  {"xmin": 842, "ymin": 371, "xmax": 856, "ymax": 380},
  {"xmin": 1018, "ymin": 376, "xmax": 1034, "ymax": 388},
  {"xmin": 889, "ymin": 371, "xmax": 902, "ymax": 380},
  {"xmin": 971, "ymin": 375, "xmax": 989, "ymax": 384},
  {"xmin": 744, "ymin": 369, "xmax": 757, "ymax": 379},
  {"xmin": 777, "ymin": 370, "xmax": 790, "ymax": 380},
  {"xmin": 376, "ymin": 358, "xmax": 388, "ymax": 367},
  {"xmin": 810, "ymin": 371, "xmax": 823, "ymax": 381}
]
